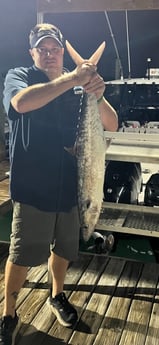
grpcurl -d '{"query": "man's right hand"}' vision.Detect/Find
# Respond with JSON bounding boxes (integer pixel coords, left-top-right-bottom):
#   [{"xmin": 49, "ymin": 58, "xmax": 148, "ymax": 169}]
[{"xmin": 73, "ymin": 61, "xmax": 97, "ymax": 87}]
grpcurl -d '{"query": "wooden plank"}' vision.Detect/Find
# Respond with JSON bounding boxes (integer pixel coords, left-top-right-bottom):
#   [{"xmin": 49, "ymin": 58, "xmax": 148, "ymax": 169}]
[
  {"xmin": 0, "ymin": 257, "xmax": 9, "ymax": 304},
  {"xmin": 0, "ymin": 160, "xmax": 9, "ymax": 181},
  {"xmin": 37, "ymin": 0, "xmax": 159, "ymax": 13},
  {"xmin": 0, "ymin": 179, "xmax": 10, "ymax": 204},
  {"xmin": 16, "ymin": 254, "xmax": 92, "ymax": 344},
  {"xmin": 17, "ymin": 300, "xmax": 54, "ymax": 345},
  {"xmin": 0, "ymin": 161, "xmax": 11, "ymax": 215},
  {"xmin": 16, "ymin": 270, "xmax": 50, "ymax": 345},
  {"xmin": 69, "ymin": 258, "xmax": 126, "ymax": 345},
  {"xmin": 93, "ymin": 260, "xmax": 143, "ymax": 345},
  {"xmin": 0, "ymin": 264, "xmax": 47, "ymax": 316},
  {"xmin": 44, "ymin": 255, "xmax": 109, "ymax": 344},
  {"xmin": 0, "ymin": 160, "xmax": 10, "ymax": 214},
  {"xmin": 0, "ymin": 178, "xmax": 11, "ymax": 215},
  {"xmin": 119, "ymin": 263, "xmax": 159, "ymax": 345},
  {"xmin": 1, "ymin": 246, "xmax": 159, "ymax": 344},
  {"xmin": 145, "ymin": 279, "xmax": 159, "ymax": 345}
]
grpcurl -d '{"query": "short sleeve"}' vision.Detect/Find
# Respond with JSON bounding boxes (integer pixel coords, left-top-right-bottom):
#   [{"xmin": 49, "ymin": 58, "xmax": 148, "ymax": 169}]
[{"xmin": 3, "ymin": 67, "xmax": 29, "ymax": 118}]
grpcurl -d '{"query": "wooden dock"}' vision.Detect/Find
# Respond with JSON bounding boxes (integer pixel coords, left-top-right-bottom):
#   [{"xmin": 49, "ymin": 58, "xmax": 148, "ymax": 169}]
[
  {"xmin": 1, "ymin": 245, "xmax": 159, "ymax": 345},
  {"xmin": 0, "ymin": 160, "xmax": 11, "ymax": 215},
  {"xmin": 1, "ymin": 159, "xmax": 159, "ymax": 344}
]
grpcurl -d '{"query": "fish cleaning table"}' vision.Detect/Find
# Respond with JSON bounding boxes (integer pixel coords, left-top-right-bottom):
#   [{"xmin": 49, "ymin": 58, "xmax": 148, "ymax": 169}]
[
  {"xmin": 105, "ymin": 131, "xmax": 159, "ymax": 164},
  {"xmin": 96, "ymin": 131, "xmax": 159, "ymax": 238},
  {"xmin": 97, "ymin": 202, "xmax": 159, "ymax": 238}
]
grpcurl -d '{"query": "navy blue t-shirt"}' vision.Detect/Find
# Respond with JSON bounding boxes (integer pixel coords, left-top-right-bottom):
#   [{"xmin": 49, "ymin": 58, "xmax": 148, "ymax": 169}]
[{"xmin": 3, "ymin": 65, "xmax": 82, "ymax": 212}]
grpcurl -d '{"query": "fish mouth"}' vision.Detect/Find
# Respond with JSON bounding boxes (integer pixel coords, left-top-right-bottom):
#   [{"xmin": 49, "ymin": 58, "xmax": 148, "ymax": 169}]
[
  {"xmin": 80, "ymin": 206, "xmax": 101, "ymax": 242},
  {"xmin": 81, "ymin": 225, "xmax": 95, "ymax": 242}
]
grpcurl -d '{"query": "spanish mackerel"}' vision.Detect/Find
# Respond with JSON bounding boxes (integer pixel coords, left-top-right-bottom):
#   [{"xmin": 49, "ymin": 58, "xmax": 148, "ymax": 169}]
[
  {"xmin": 66, "ymin": 41, "xmax": 109, "ymax": 241},
  {"xmin": 76, "ymin": 93, "xmax": 109, "ymax": 241}
]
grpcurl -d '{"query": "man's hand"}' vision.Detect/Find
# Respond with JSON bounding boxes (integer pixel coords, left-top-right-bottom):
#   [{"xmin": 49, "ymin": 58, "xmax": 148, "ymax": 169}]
[
  {"xmin": 84, "ymin": 73, "xmax": 105, "ymax": 100},
  {"xmin": 72, "ymin": 61, "xmax": 105, "ymax": 100},
  {"xmin": 73, "ymin": 61, "xmax": 97, "ymax": 86}
]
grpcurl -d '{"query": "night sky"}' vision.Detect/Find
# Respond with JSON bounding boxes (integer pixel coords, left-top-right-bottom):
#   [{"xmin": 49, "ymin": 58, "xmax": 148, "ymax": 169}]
[{"xmin": 1, "ymin": 1, "xmax": 159, "ymax": 82}]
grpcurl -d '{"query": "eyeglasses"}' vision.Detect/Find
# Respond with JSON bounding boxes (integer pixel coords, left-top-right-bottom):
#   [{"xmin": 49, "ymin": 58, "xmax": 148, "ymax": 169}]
[{"xmin": 36, "ymin": 47, "xmax": 62, "ymax": 56}]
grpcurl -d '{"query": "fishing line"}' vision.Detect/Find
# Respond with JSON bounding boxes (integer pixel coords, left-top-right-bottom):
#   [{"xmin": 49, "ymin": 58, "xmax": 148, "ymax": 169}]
[{"xmin": 73, "ymin": 86, "xmax": 84, "ymax": 138}]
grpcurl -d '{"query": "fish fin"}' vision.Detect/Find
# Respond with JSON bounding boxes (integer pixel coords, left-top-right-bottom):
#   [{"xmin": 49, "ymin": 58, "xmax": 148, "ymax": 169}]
[
  {"xmin": 64, "ymin": 146, "xmax": 76, "ymax": 156},
  {"xmin": 65, "ymin": 40, "xmax": 84, "ymax": 65},
  {"xmin": 66, "ymin": 40, "xmax": 106, "ymax": 66},
  {"xmin": 64, "ymin": 143, "xmax": 76, "ymax": 156},
  {"xmin": 89, "ymin": 41, "xmax": 106, "ymax": 65}
]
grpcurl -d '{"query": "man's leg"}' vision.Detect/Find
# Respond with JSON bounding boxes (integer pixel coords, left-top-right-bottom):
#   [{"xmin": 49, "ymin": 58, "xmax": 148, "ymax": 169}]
[
  {"xmin": 47, "ymin": 252, "xmax": 77, "ymax": 327},
  {"xmin": 46, "ymin": 207, "xmax": 80, "ymax": 327},
  {"xmin": 3, "ymin": 259, "xmax": 28, "ymax": 317},
  {"xmin": 49, "ymin": 252, "xmax": 68, "ymax": 298},
  {"xmin": 0, "ymin": 260, "xmax": 28, "ymax": 345}
]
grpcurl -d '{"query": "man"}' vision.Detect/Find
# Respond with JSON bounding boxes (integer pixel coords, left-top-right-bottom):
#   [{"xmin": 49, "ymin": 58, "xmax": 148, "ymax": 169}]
[{"xmin": 0, "ymin": 23, "xmax": 118, "ymax": 345}]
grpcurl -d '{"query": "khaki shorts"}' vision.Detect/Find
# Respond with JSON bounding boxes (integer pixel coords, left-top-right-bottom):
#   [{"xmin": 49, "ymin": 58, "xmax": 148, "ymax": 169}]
[{"xmin": 9, "ymin": 202, "xmax": 80, "ymax": 266}]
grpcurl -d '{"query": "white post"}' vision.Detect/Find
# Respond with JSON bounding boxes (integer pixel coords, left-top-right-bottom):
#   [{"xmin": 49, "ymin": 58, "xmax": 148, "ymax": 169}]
[{"xmin": 37, "ymin": 11, "xmax": 44, "ymax": 23}]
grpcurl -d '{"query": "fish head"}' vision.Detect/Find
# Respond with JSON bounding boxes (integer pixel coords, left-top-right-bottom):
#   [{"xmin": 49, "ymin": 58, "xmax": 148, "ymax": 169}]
[{"xmin": 80, "ymin": 199, "xmax": 101, "ymax": 242}]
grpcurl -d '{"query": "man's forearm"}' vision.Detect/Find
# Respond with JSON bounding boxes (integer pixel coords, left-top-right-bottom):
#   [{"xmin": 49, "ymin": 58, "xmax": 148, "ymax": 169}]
[
  {"xmin": 98, "ymin": 97, "xmax": 118, "ymax": 132},
  {"xmin": 11, "ymin": 71, "xmax": 77, "ymax": 114}
]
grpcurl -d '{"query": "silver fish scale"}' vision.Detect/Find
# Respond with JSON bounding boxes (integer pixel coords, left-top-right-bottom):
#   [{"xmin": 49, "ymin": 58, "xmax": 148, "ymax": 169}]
[{"xmin": 76, "ymin": 93, "xmax": 107, "ymax": 242}]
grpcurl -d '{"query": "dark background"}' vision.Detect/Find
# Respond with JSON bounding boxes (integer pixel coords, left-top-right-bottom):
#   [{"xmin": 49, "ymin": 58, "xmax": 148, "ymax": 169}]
[{"xmin": 0, "ymin": 1, "xmax": 159, "ymax": 81}]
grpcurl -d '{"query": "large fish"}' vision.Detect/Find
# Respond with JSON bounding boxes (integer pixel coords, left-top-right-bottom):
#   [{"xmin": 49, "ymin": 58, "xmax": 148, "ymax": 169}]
[{"xmin": 66, "ymin": 41, "xmax": 110, "ymax": 242}]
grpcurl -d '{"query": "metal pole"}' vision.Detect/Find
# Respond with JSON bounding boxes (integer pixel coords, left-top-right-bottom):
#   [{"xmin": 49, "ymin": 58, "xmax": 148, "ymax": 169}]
[
  {"xmin": 125, "ymin": 10, "xmax": 131, "ymax": 79},
  {"xmin": 104, "ymin": 11, "xmax": 123, "ymax": 80}
]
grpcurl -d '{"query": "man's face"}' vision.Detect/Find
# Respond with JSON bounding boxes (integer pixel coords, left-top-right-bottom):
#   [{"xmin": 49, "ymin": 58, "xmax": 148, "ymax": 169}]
[{"xmin": 30, "ymin": 37, "xmax": 64, "ymax": 74}]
